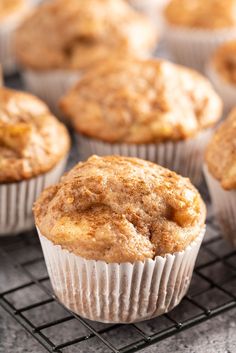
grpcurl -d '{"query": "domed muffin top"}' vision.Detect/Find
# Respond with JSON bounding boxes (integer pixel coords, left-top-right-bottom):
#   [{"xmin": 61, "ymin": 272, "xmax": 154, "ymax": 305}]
[
  {"xmin": 206, "ymin": 109, "xmax": 236, "ymax": 190},
  {"xmin": 165, "ymin": 0, "xmax": 236, "ymax": 29},
  {"xmin": 14, "ymin": 0, "xmax": 157, "ymax": 71},
  {"xmin": 0, "ymin": 87, "xmax": 70, "ymax": 183},
  {"xmin": 60, "ymin": 59, "xmax": 222, "ymax": 144},
  {"xmin": 211, "ymin": 40, "xmax": 236, "ymax": 84},
  {"xmin": 34, "ymin": 155, "xmax": 206, "ymax": 263}
]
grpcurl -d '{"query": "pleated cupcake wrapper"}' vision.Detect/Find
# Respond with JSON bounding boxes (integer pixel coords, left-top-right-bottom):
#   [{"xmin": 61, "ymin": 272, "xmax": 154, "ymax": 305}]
[
  {"xmin": 204, "ymin": 166, "xmax": 236, "ymax": 247},
  {"xmin": 22, "ymin": 70, "xmax": 82, "ymax": 117},
  {"xmin": 38, "ymin": 228, "xmax": 205, "ymax": 324},
  {"xmin": 164, "ymin": 25, "xmax": 236, "ymax": 72},
  {"xmin": 206, "ymin": 64, "xmax": 236, "ymax": 114},
  {"xmin": 0, "ymin": 158, "xmax": 67, "ymax": 236},
  {"xmin": 130, "ymin": 0, "xmax": 168, "ymax": 11},
  {"xmin": 77, "ymin": 129, "xmax": 212, "ymax": 185},
  {"xmin": 0, "ymin": 17, "xmax": 22, "ymax": 75}
]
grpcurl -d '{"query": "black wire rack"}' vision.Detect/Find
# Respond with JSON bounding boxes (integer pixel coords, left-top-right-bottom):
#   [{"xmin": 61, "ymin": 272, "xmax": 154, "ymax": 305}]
[
  {"xmin": 1, "ymin": 73, "xmax": 236, "ymax": 353},
  {"xmin": 0, "ymin": 210, "xmax": 236, "ymax": 353}
]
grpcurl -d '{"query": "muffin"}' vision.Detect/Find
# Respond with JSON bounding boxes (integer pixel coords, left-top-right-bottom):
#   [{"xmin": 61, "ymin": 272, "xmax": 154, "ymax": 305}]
[
  {"xmin": 204, "ymin": 109, "xmax": 236, "ymax": 246},
  {"xmin": 0, "ymin": 87, "xmax": 70, "ymax": 236},
  {"xmin": 0, "ymin": 0, "xmax": 31, "ymax": 74},
  {"xmin": 34, "ymin": 155, "xmax": 206, "ymax": 323},
  {"xmin": 60, "ymin": 58, "xmax": 222, "ymax": 185},
  {"xmin": 207, "ymin": 40, "xmax": 236, "ymax": 112},
  {"xmin": 14, "ymin": 0, "xmax": 157, "ymax": 114},
  {"xmin": 164, "ymin": 0, "xmax": 236, "ymax": 72}
]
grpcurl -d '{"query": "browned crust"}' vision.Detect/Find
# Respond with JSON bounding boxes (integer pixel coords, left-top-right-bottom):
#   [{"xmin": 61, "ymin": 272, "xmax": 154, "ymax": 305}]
[
  {"xmin": 211, "ymin": 40, "xmax": 236, "ymax": 85},
  {"xmin": 60, "ymin": 58, "xmax": 222, "ymax": 144},
  {"xmin": 165, "ymin": 0, "xmax": 236, "ymax": 29},
  {"xmin": 205, "ymin": 108, "xmax": 236, "ymax": 190},
  {"xmin": 34, "ymin": 155, "xmax": 206, "ymax": 263},
  {"xmin": 0, "ymin": 87, "xmax": 70, "ymax": 183},
  {"xmin": 14, "ymin": 0, "xmax": 157, "ymax": 71}
]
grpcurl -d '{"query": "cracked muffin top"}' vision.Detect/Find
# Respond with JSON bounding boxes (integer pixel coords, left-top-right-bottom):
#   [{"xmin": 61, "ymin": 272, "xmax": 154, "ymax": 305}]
[
  {"xmin": 0, "ymin": 87, "xmax": 70, "ymax": 183},
  {"xmin": 60, "ymin": 59, "xmax": 222, "ymax": 144},
  {"xmin": 34, "ymin": 155, "xmax": 206, "ymax": 263},
  {"xmin": 14, "ymin": 0, "xmax": 157, "ymax": 71},
  {"xmin": 206, "ymin": 109, "xmax": 236, "ymax": 190},
  {"xmin": 211, "ymin": 41, "xmax": 236, "ymax": 84},
  {"xmin": 165, "ymin": 0, "xmax": 236, "ymax": 29},
  {"xmin": 0, "ymin": 0, "xmax": 29, "ymax": 22}
]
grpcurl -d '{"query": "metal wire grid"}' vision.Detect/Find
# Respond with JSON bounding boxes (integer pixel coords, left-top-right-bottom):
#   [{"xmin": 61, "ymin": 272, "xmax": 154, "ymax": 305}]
[{"xmin": 0, "ymin": 213, "xmax": 236, "ymax": 353}]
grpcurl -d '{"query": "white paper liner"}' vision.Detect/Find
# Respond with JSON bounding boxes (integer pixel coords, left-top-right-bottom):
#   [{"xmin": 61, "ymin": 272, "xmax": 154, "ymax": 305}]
[
  {"xmin": 38, "ymin": 228, "xmax": 205, "ymax": 323},
  {"xmin": 206, "ymin": 64, "xmax": 236, "ymax": 113},
  {"xmin": 77, "ymin": 129, "xmax": 212, "ymax": 185},
  {"xmin": 130, "ymin": 0, "xmax": 169, "ymax": 12},
  {"xmin": 0, "ymin": 157, "xmax": 67, "ymax": 236},
  {"xmin": 204, "ymin": 165, "xmax": 236, "ymax": 247},
  {"xmin": 164, "ymin": 24, "xmax": 236, "ymax": 72},
  {"xmin": 0, "ymin": 16, "xmax": 24, "ymax": 74},
  {"xmin": 22, "ymin": 70, "xmax": 82, "ymax": 116}
]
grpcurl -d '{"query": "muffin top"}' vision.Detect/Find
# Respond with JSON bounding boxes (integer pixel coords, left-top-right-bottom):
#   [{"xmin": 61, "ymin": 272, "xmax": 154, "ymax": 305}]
[
  {"xmin": 211, "ymin": 41, "xmax": 236, "ymax": 84},
  {"xmin": 0, "ymin": 87, "xmax": 70, "ymax": 183},
  {"xmin": 206, "ymin": 109, "xmax": 236, "ymax": 190},
  {"xmin": 0, "ymin": 0, "xmax": 28, "ymax": 22},
  {"xmin": 34, "ymin": 155, "xmax": 206, "ymax": 263},
  {"xmin": 60, "ymin": 59, "xmax": 222, "ymax": 144},
  {"xmin": 165, "ymin": 0, "xmax": 236, "ymax": 29},
  {"xmin": 14, "ymin": 0, "xmax": 157, "ymax": 71}
]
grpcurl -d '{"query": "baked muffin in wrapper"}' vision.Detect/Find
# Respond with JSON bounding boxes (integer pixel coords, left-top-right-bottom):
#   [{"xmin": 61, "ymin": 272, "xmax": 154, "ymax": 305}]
[{"xmin": 34, "ymin": 156, "xmax": 206, "ymax": 323}]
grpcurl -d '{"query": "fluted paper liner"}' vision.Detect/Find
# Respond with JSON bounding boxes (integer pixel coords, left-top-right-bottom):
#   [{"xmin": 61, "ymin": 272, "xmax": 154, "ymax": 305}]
[
  {"xmin": 38, "ymin": 228, "xmax": 205, "ymax": 323},
  {"xmin": 164, "ymin": 25, "xmax": 236, "ymax": 72},
  {"xmin": 206, "ymin": 64, "xmax": 236, "ymax": 113},
  {"xmin": 22, "ymin": 70, "xmax": 81, "ymax": 116},
  {"xmin": 0, "ymin": 17, "xmax": 21, "ymax": 74},
  {"xmin": 77, "ymin": 129, "xmax": 212, "ymax": 185},
  {"xmin": 0, "ymin": 158, "xmax": 67, "ymax": 236},
  {"xmin": 204, "ymin": 165, "xmax": 236, "ymax": 247}
]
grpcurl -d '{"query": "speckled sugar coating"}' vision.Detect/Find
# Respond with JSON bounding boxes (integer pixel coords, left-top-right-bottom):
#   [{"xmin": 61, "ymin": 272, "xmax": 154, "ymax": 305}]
[
  {"xmin": 34, "ymin": 155, "xmax": 206, "ymax": 323},
  {"xmin": 34, "ymin": 156, "xmax": 206, "ymax": 261},
  {"xmin": 0, "ymin": 87, "xmax": 70, "ymax": 183}
]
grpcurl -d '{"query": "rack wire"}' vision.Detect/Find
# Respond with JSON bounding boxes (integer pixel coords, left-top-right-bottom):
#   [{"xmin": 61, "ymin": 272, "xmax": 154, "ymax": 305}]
[
  {"xmin": 1, "ymin": 73, "xmax": 236, "ymax": 352},
  {"xmin": 1, "ymin": 210, "xmax": 236, "ymax": 353}
]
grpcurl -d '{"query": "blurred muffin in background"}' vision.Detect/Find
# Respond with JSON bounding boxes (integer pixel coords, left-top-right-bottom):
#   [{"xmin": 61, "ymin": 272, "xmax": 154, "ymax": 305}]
[
  {"xmin": 60, "ymin": 58, "xmax": 222, "ymax": 185},
  {"xmin": 204, "ymin": 109, "xmax": 236, "ymax": 247},
  {"xmin": 207, "ymin": 40, "xmax": 236, "ymax": 112},
  {"xmin": 0, "ymin": 0, "xmax": 31, "ymax": 75},
  {"xmin": 0, "ymin": 86, "xmax": 70, "ymax": 236},
  {"xmin": 164, "ymin": 0, "xmax": 236, "ymax": 72},
  {"xmin": 14, "ymin": 0, "xmax": 158, "ymax": 114}
]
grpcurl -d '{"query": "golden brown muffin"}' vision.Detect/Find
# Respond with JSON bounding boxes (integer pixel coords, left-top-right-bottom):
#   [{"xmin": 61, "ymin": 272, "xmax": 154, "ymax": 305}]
[
  {"xmin": 60, "ymin": 58, "xmax": 222, "ymax": 144},
  {"xmin": 14, "ymin": 0, "xmax": 157, "ymax": 71},
  {"xmin": 34, "ymin": 155, "xmax": 206, "ymax": 263},
  {"xmin": 165, "ymin": 0, "xmax": 236, "ymax": 29},
  {"xmin": 0, "ymin": 87, "xmax": 70, "ymax": 183},
  {"xmin": 0, "ymin": 0, "xmax": 27, "ymax": 21},
  {"xmin": 205, "ymin": 109, "xmax": 236, "ymax": 190},
  {"xmin": 211, "ymin": 41, "xmax": 236, "ymax": 84}
]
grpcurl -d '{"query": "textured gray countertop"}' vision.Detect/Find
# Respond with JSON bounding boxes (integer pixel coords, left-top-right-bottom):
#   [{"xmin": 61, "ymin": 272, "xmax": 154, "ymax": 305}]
[
  {"xmin": 0, "ymin": 218, "xmax": 236, "ymax": 353},
  {"xmin": 0, "ymin": 305, "xmax": 236, "ymax": 353}
]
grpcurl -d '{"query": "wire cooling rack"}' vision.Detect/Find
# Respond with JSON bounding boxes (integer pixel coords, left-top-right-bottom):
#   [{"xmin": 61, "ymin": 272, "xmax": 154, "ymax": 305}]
[
  {"xmin": 1, "ymin": 73, "xmax": 236, "ymax": 353},
  {"xmin": 0, "ymin": 209, "xmax": 236, "ymax": 353}
]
